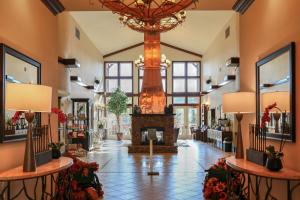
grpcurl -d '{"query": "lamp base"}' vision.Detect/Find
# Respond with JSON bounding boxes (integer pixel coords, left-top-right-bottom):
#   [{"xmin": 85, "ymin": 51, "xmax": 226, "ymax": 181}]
[
  {"xmin": 235, "ymin": 113, "xmax": 244, "ymax": 159},
  {"xmin": 23, "ymin": 112, "xmax": 36, "ymax": 172}
]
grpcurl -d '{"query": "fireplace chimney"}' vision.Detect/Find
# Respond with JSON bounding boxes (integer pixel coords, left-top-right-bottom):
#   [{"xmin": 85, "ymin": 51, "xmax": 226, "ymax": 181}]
[{"xmin": 139, "ymin": 31, "xmax": 166, "ymax": 114}]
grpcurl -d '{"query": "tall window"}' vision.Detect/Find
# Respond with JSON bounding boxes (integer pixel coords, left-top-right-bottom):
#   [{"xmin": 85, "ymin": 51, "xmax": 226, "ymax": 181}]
[
  {"xmin": 138, "ymin": 68, "xmax": 167, "ymax": 93},
  {"xmin": 105, "ymin": 62, "xmax": 133, "ymax": 94},
  {"xmin": 172, "ymin": 61, "xmax": 200, "ymax": 105},
  {"xmin": 105, "ymin": 62, "xmax": 133, "ymax": 135}
]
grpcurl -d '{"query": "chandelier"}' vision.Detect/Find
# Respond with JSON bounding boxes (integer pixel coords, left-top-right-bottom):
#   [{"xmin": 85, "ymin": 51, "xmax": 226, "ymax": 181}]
[
  {"xmin": 135, "ymin": 54, "xmax": 171, "ymax": 69},
  {"xmin": 119, "ymin": 11, "xmax": 186, "ymax": 33},
  {"xmin": 100, "ymin": 0, "xmax": 196, "ymax": 113},
  {"xmin": 99, "ymin": 0, "xmax": 196, "ymax": 32}
]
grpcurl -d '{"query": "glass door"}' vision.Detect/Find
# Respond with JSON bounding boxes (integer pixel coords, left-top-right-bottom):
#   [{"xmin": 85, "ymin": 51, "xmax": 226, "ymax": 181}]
[{"xmin": 174, "ymin": 106, "xmax": 199, "ymax": 139}]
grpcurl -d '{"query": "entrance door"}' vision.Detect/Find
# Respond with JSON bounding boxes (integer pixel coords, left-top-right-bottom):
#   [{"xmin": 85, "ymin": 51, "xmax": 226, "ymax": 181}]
[{"xmin": 174, "ymin": 106, "xmax": 199, "ymax": 139}]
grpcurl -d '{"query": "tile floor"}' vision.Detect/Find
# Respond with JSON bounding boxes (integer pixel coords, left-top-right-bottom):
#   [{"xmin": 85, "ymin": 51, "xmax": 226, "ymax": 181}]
[{"xmin": 86, "ymin": 140, "xmax": 231, "ymax": 200}]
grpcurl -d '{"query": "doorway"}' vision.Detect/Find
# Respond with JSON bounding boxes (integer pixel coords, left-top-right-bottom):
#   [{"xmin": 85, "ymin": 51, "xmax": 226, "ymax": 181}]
[{"xmin": 174, "ymin": 106, "xmax": 199, "ymax": 139}]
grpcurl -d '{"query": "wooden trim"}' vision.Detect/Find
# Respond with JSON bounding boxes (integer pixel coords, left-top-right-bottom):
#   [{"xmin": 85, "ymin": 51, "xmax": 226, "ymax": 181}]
[
  {"xmin": 103, "ymin": 42, "xmax": 203, "ymax": 59},
  {"xmin": 41, "ymin": 0, "xmax": 65, "ymax": 16},
  {"xmin": 103, "ymin": 43, "xmax": 144, "ymax": 58},
  {"xmin": 232, "ymin": 0, "xmax": 255, "ymax": 14},
  {"xmin": 161, "ymin": 42, "xmax": 202, "ymax": 58}
]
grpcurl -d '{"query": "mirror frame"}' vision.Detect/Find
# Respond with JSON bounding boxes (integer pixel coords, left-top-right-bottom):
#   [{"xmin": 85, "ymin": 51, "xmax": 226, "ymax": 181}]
[
  {"xmin": 256, "ymin": 42, "xmax": 296, "ymax": 142},
  {"xmin": 0, "ymin": 44, "xmax": 41, "ymax": 143}
]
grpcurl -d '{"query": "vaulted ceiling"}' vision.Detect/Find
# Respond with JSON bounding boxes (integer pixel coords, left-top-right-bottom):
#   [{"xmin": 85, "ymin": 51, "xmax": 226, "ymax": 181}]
[
  {"xmin": 61, "ymin": 0, "xmax": 237, "ymax": 11},
  {"xmin": 71, "ymin": 11, "xmax": 235, "ymax": 55}
]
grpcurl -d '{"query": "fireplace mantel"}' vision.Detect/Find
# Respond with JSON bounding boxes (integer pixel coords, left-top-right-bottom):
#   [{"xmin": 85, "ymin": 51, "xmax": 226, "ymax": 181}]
[{"xmin": 128, "ymin": 113, "xmax": 177, "ymax": 153}]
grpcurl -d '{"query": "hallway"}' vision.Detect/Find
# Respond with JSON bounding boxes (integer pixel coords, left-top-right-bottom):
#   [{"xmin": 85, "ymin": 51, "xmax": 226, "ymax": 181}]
[{"xmin": 86, "ymin": 140, "xmax": 231, "ymax": 200}]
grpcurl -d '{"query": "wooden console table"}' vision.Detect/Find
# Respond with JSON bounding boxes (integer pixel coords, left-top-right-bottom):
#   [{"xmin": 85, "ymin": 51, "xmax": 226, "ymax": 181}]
[
  {"xmin": 226, "ymin": 156, "xmax": 300, "ymax": 200},
  {"xmin": 0, "ymin": 157, "xmax": 73, "ymax": 200}
]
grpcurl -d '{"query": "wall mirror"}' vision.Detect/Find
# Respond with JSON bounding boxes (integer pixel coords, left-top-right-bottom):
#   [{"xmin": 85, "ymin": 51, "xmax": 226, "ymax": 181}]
[
  {"xmin": 0, "ymin": 44, "xmax": 41, "ymax": 142},
  {"xmin": 256, "ymin": 42, "xmax": 295, "ymax": 142}
]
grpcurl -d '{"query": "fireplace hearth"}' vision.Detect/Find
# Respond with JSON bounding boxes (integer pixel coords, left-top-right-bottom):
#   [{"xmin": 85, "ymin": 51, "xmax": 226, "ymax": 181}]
[{"xmin": 128, "ymin": 114, "xmax": 178, "ymax": 153}]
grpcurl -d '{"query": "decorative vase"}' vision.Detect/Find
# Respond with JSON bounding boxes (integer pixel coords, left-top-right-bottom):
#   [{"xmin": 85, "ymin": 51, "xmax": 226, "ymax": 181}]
[
  {"xmin": 52, "ymin": 149, "xmax": 61, "ymax": 159},
  {"xmin": 266, "ymin": 157, "xmax": 283, "ymax": 171}
]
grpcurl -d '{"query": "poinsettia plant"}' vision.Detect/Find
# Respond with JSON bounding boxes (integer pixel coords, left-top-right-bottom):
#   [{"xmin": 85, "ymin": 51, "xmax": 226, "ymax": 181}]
[
  {"xmin": 203, "ymin": 158, "xmax": 246, "ymax": 200},
  {"xmin": 12, "ymin": 111, "xmax": 23, "ymax": 124},
  {"xmin": 55, "ymin": 157, "xmax": 104, "ymax": 200}
]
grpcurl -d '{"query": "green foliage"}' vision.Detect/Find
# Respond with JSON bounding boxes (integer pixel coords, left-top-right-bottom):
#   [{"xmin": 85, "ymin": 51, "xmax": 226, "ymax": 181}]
[
  {"xmin": 206, "ymin": 167, "xmax": 227, "ymax": 183},
  {"xmin": 266, "ymin": 145, "xmax": 284, "ymax": 159},
  {"xmin": 49, "ymin": 142, "xmax": 64, "ymax": 150},
  {"xmin": 107, "ymin": 88, "xmax": 128, "ymax": 116},
  {"xmin": 107, "ymin": 88, "xmax": 128, "ymax": 133}
]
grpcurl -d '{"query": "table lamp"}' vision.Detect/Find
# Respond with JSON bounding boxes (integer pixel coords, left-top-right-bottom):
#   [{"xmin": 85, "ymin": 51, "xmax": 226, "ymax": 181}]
[
  {"xmin": 261, "ymin": 91, "xmax": 289, "ymax": 133},
  {"xmin": 222, "ymin": 92, "xmax": 255, "ymax": 159},
  {"xmin": 6, "ymin": 83, "xmax": 52, "ymax": 172}
]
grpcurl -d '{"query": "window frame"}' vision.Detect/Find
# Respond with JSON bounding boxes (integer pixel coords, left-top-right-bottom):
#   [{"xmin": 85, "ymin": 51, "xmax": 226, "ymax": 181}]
[
  {"xmin": 104, "ymin": 61, "xmax": 133, "ymax": 106},
  {"xmin": 172, "ymin": 61, "xmax": 201, "ymax": 106}
]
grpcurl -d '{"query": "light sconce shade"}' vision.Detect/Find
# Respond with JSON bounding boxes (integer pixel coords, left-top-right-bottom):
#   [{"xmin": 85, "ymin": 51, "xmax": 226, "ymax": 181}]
[
  {"xmin": 261, "ymin": 91, "xmax": 290, "ymax": 112},
  {"xmin": 6, "ymin": 83, "xmax": 52, "ymax": 112},
  {"xmin": 222, "ymin": 92, "xmax": 255, "ymax": 114}
]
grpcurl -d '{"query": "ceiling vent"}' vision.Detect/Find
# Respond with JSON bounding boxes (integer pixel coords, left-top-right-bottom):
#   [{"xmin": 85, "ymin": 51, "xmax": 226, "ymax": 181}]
[
  {"xmin": 225, "ymin": 26, "xmax": 230, "ymax": 39},
  {"xmin": 75, "ymin": 27, "xmax": 80, "ymax": 40}
]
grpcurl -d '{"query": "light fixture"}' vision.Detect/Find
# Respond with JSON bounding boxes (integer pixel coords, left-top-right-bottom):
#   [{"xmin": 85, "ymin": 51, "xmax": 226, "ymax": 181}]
[
  {"xmin": 6, "ymin": 83, "xmax": 52, "ymax": 172},
  {"xmin": 100, "ymin": 0, "xmax": 196, "ymax": 113},
  {"xmin": 135, "ymin": 54, "xmax": 171, "ymax": 69},
  {"xmin": 223, "ymin": 92, "xmax": 255, "ymax": 159}
]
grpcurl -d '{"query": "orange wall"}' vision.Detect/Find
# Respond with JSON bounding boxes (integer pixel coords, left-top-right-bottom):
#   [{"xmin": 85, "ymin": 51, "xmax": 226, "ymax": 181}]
[
  {"xmin": 240, "ymin": 0, "xmax": 300, "ymax": 170},
  {"xmin": 0, "ymin": 1, "xmax": 61, "ymax": 171}
]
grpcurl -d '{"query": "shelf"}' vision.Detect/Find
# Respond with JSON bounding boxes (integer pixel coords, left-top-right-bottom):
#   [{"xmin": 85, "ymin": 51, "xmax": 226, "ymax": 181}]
[{"xmin": 201, "ymin": 75, "xmax": 236, "ymax": 96}]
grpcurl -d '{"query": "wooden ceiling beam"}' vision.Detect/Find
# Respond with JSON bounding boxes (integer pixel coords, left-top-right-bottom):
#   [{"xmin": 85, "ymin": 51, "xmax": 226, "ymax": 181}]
[{"xmin": 103, "ymin": 42, "xmax": 202, "ymax": 59}]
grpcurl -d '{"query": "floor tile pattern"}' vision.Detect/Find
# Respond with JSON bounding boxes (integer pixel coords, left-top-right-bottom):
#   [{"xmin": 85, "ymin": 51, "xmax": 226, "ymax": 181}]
[{"xmin": 86, "ymin": 140, "xmax": 230, "ymax": 200}]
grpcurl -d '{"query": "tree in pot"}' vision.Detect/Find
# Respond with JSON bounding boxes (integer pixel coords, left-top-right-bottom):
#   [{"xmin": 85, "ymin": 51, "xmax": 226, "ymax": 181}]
[{"xmin": 107, "ymin": 88, "xmax": 128, "ymax": 141}]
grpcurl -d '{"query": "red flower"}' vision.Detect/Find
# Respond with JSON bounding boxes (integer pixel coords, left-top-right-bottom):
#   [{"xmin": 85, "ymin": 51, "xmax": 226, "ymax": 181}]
[
  {"xmin": 219, "ymin": 191, "xmax": 228, "ymax": 200},
  {"xmin": 215, "ymin": 182, "xmax": 226, "ymax": 192},
  {"xmin": 12, "ymin": 111, "xmax": 23, "ymax": 124},
  {"xmin": 261, "ymin": 103, "xmax": 277, "ymax": 128},
  {"xmin": 51, "ymin": 107, "xmax": 67, "ymax": 123},
  {"xmin": 204, "ymin": 186, "xmax": 213, "ymax": 198}
]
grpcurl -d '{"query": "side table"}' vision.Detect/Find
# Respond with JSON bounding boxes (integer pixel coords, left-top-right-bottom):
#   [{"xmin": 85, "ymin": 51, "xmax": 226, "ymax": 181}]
[{"xmin": 0, "ymin": 157, "xmax": 73, "ymax": 200}]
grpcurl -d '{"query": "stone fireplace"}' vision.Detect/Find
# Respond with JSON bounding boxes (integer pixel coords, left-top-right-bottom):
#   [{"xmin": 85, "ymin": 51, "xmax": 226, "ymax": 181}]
[{"xmin": 128, "ymin": 114, "xmax": 177, "ymax": 153}]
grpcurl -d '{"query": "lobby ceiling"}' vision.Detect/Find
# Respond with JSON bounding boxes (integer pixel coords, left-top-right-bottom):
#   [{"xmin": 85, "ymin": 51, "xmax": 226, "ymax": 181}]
[
  {"xmin": 71, "ymin": 11, "xmax": 235, "ymax": 55},
  {"xmin": 61, "ymin": 0, "xmax": 237, "ymax": 11}
]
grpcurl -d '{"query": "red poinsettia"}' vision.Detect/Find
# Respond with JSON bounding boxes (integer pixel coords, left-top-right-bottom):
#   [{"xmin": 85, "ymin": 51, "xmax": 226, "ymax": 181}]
[
  {"xmin": 260, "ymin": 102, "xmax": 277, "ymax": 128},
  {"xmin": 51, "ymin": 108, "xmax": 67, "ymax": 123}
]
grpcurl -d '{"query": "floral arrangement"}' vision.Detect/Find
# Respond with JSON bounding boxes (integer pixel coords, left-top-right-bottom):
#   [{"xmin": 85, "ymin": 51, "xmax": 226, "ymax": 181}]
[
  {"xmin": 56, "ymin": 157, "xmax": 104, "ymax": 200},
  {"xmin": 260, "ymin": 102, "xmax": 285, "ymax": 158},
  {"xmin": 203, "ymin": 158, "xmax": 246, "ymax": 200},
  {"xmin": 260, "ymin": 102, "xmax": 277, "ymax": 128}
]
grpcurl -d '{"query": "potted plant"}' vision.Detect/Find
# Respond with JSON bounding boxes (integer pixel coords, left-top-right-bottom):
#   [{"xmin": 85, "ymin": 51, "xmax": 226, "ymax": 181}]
[
  {"xmin": 265, "ymin": 145, "xmax": 283, "ymax": 171},
  {"xmin": 261, "ymin": 102, "xmax": 286, "ymax": 171},
  {"xmin": 49, "ymin": 142, "xmax": 64, "ymax": 159},
  {"xmin": 107, "ymin": 88, "xmax": 128, "ymax": 141}
]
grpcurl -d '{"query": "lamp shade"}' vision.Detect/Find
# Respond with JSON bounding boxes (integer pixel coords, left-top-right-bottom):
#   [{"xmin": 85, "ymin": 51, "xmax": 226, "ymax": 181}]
[
  {"xmin": 261, "ymin": 91, "xmax": 289, "ymax": 112},
  {"xmin": 6, "ymin": 83, "xmax": 52, "ymax": 112},
  {"xmin": 222, "ymin": 92, "xmax": 255, "ymax": 114}
]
